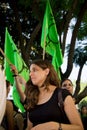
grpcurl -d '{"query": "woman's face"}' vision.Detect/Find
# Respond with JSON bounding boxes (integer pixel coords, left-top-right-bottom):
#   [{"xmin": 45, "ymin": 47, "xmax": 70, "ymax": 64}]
[
  {"xmin": 30, "ymin": 64, "xmax": 49, "ymax": 87},
  {"xmin": 61, "ymin": 80, "xmax": 73, "ymax": 94},
  {"xmin": 81, "ymin": 107, "xmax": 87, "ymax": 115}
]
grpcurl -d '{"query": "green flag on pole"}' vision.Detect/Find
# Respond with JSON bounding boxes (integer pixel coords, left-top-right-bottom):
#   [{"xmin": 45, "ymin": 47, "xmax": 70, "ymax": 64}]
[
  {"xmin": 4, "ymin": 28, "xmax": 29, "ymax": 112},
  {"xmin": 41, "ymin": 0, "xmax": 63, "ymax": 77}
]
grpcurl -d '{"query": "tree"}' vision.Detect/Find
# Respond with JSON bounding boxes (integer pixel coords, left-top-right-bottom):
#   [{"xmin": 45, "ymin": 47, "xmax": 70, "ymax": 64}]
[
  {"xmin": 0, "ymin": 0, "xmax": 87, "ymax": 103},
  {"xmin": 73, "ymin": 42, "xmax": 87, "ymax": 103}
]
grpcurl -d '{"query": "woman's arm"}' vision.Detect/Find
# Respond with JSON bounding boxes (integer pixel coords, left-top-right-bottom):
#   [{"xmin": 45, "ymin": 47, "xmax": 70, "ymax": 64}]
[
  {"xmin": 6, "ymin": 100, "xmax": 14, "ymax": 130},
  {"xmin": 10, "ymin": 64, "xmax": 26, "ymax": 102},
  {"xmin": 14, "ymin": 75, "xmax": 26, "ymax": 102},
  {"xmin": 31, "ymin": 120, "xmax": 83, "ymax": 130},
  {"xmin": 64, "ymin": 95, "xmax": 84, "ymax": 130}
]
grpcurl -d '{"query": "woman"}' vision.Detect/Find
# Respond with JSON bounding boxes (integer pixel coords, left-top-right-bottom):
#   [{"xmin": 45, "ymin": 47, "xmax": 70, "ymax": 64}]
[
  {"xmin": 0, "ymin": 80, "xmax": 14, "ymax": 130},
  {"xmin": 61, "ymin": 78, "xmax": 73, "ymax": 94},
  {"xmin": 10, "ymin": 59, "xmax": 84, "ymax": 130},
  {"xmin": 80, "ymin": 105, "xmax": 87, "ymax": 130}
]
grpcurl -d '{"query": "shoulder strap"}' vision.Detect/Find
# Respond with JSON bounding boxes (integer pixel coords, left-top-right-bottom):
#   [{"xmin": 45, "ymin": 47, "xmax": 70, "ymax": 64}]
[
  {"xmin": 58, "ymin": 89, "xmax": 70, "ymax": 123},
  {"xmin": 58, "ymin": 89, "xmax": 64, "ymax": 112},
  {"xmin": 58, "ymin": 89, "xmax": 66, "ymax": 119}
]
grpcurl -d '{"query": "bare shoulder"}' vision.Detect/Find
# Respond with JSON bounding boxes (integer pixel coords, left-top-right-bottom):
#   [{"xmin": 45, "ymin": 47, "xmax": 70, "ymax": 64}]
[{"xmin": 64, "ymin": 95, "xmax": 74, "ymax": 104}]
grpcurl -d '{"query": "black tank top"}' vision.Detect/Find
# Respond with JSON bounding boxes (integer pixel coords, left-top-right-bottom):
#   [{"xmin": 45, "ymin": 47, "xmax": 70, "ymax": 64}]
[{"xmin": 29, "ymin": 88, "xmax": 71, "ymax": 126}]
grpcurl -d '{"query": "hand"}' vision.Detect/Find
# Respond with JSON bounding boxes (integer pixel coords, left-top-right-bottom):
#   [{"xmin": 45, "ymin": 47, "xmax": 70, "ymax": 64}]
[{"xmin": 10, "ymin": 64, "xmax": 18, "ymax": 75}]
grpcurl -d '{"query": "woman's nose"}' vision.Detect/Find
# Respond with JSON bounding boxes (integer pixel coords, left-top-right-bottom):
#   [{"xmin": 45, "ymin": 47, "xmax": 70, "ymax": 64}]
[{"xmin": 30, "ymin": 71, "xmax": 34, "ymax": 76}]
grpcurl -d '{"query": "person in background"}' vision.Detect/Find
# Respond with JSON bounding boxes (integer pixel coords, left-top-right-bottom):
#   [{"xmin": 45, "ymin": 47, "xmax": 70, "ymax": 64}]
[
  {"xmin": 61, "ymin": 78, "xmax": 77, "ymax": 105},
  {"xmin": 0, "ymin": 80, "xmax": 14, "ymax": 130},
  {"xmin": 61, "ymin": 78, "xmax": 73, "ymax": 94},
  {"xmin": 6, "ymin": 80, "xmax": 24, "ymax": 130},
  {"xmin": 80, "ymin": 105, "xmax": 87, "ymax": 130},
  {"xmin": 0, "ymin": 80, "xmax": 24, "ymax": 130},
  {"xmin": 0, "ymin": 65, "xmax": 6, "ymax": 126},
  {"xmin": 10, "ymin": 59, "xmax": 84, "ymax": 130}
]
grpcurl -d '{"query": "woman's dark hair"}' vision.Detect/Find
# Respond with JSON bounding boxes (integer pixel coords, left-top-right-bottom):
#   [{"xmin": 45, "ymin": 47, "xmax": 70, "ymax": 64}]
[
  {"xmin": 24, "ymin": 59, "xmax": 60, "ymax": 110},
  {"xmin": 80, "ymin": 105, "xmax": 87, "ymax": 116},
  {"xmin": 61, "ymin": 78, "xmax": 73, "ymax": 86}
]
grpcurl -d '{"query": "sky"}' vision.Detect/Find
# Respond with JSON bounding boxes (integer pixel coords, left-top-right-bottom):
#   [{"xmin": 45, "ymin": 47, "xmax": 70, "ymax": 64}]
[
  {"xmin": 69, "ymin": 65, "xmax": 87, "ymax": 82},
  {"xmin": 61, "ymin": 58, "xmax": 87, "ymax": 83}
]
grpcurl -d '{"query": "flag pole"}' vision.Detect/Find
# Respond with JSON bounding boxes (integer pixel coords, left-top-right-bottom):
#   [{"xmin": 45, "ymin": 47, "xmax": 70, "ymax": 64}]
[
  {"xmin": 0, "ymin": 48, "xmax": 12, "ymax": 65},
  {"xmin": 43, "ymin": 42, "xmax": 46, "ymax": 60},
  {"xmin": 42, "ymin": 24, "xmax": 46, "ymax": 60},
  {"xmin": 42, "ymin": 0, "xmax": 47, "ymax": 60}
]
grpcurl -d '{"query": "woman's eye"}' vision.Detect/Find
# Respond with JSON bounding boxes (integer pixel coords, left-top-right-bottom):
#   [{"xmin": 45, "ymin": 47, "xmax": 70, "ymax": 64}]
[
  {"xmin": 34, "ymin": 68, "xmax": 37, "ymax": 71},
  {"xmin": 63, "ymin": 83, "xmax": 72, "ymax": 87},
  {"xmin": 32, "ymin": 68, "xmax": 38, "ymax": 72}
]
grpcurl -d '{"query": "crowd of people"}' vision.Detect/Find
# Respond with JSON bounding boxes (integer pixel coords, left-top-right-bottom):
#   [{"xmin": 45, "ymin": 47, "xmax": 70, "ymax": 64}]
[{"xmin": 0, "ymin": 59, "xmax": 86, "ymax": 130}]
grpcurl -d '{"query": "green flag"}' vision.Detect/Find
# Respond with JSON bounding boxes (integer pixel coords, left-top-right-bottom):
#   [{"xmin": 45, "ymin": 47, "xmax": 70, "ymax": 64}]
[
  {"xmin": 4, "ymin": 28, "xmax": 29, "ymax": 112},
  {"xmin": 41, "ymin": 0, "xmax": 63, "ymax": 76}
]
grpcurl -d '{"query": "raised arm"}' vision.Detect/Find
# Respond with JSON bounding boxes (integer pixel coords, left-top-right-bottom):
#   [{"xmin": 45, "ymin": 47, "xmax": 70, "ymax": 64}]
[{"xmin": 10, "ymin": 64, "xmax": 26, "ymax": 102}]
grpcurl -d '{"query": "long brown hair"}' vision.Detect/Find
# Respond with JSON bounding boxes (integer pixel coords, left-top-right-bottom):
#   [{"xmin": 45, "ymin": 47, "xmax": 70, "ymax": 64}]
[{"xmin": 24, "ymin": 59, "xmax": 60, "ymax": 110}]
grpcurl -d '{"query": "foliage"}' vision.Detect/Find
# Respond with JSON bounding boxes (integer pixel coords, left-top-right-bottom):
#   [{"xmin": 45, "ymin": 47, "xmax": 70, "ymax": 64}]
[
  {"xmin": 73, "ymin": 42, "xmax": 87, "ymax": 66},
  {"xmin": 78, "ymin": 100, "xmax": 87, "ymax": 110},
  {"xmin": 77, "ymin": 22, "xmax": 87, "ymax": 40}
]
